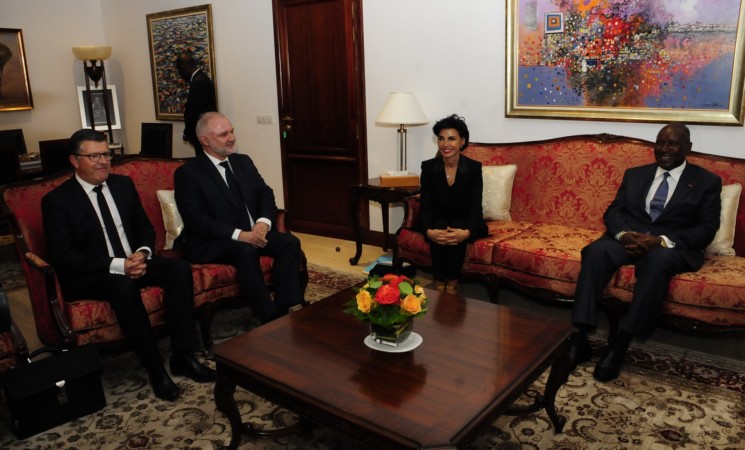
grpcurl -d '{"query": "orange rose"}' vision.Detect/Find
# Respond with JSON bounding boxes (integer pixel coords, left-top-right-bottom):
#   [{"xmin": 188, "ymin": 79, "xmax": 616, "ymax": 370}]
[
  {"xmin": 401, "ymin": 294, "xmax": 422, "ymax": 314},
  {"xmin": 375, "ymin": 284, "xmax": 401, "ymax": 305},
  {"xmin": 356, "ymin": 289, "xmax": 373, "ymax": 313}
]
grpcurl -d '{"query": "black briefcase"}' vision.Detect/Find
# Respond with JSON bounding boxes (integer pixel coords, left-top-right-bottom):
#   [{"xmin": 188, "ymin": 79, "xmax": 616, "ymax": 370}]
[{"xmin": 1, "ymin": 344, "xmax": 106, "ymax": 439}]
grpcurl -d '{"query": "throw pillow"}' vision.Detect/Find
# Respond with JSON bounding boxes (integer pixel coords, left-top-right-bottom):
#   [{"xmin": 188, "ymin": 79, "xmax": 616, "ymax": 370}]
[
  {"xmin": 482, "ymin": 164, "xmax": 517, "ymax": 221},
  {"xmin": 156, "ymin": 190, "xmax": 183, "ymax": 250},
  {"xmin": 706, "ymin": 183, "xmax": 742, "ymax": 256}
]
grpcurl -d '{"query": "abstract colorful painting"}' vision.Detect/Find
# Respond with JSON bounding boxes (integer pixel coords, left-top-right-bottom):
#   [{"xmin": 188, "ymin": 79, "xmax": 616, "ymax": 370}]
[
  {"xmin": 147, "ymin": 4, "xmax": 216, "ymax": 121},
  {"xmin": 506, "ymin": 0, "xmax": 745, "ymax": 125}
]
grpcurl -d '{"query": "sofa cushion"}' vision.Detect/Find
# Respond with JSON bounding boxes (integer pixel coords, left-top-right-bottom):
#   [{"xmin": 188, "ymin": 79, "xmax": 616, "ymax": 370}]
[
  {"xmin": 706, "ymin": 183, "xmax": 742, "ymax": 256},
  {"xmin": 490, "ymin": 223, "xmax": 603, "ymax": 282},
  {"xmin": 468, "ymin": 221, "xmax": 534, "ymax": 264},
  {"xmin": 65, "ymin": 286, "xmax": 166, "ymax": 333},
  {"xmin": 482, "ymin": 164, "xmax": 517, "ymax": 221},
  {"xmin": 156, "ymin": 190, "xmax": 183, "ymax": 250},
  {"xmin": 612, "ymin": 255, "xmax": 745, "ymax": 312}
]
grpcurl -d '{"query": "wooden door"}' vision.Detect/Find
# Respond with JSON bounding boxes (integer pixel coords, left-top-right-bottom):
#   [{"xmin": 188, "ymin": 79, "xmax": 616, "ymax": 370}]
[{"xmin": 273, "ymin": 0, "xmax": 367, "ymax": 239}]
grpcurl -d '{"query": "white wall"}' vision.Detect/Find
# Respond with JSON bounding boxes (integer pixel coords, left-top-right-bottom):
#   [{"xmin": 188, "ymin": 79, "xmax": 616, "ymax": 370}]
[
  {"xmin": 3, "ymin": 0, "xmax": 745, "ymax": 231},
  {"xmin": 0, "ymin": 0, "xmax": 106, "ymax": 142}
]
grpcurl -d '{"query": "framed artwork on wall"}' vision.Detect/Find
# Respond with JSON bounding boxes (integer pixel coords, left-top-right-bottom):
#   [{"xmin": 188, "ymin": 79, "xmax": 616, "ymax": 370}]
[
  {"xmin": 77, "ymin": 85, "xmax": 122, "ymax": 130},
  {"xmin": 0, "ymin": 28, "xmax": 33, "ymax": 112},
  {"xmin": 146, "ymin": 4, "xmax": 216, "ymax": 121},
  {"xmin": 506, "ymin": 0, "xmax": 745, "ymax": 126}
]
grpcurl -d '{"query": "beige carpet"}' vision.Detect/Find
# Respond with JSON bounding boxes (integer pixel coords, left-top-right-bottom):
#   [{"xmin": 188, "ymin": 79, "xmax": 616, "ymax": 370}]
[{"xmin": 1, "ymin": 264, "xmax": 744, "ymax": 449}]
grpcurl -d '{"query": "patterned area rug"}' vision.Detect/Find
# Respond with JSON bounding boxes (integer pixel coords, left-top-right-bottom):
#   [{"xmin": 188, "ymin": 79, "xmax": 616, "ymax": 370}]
[{"xmin": 1, "ymin": 260, "xmax": 744, "ymax": 449}]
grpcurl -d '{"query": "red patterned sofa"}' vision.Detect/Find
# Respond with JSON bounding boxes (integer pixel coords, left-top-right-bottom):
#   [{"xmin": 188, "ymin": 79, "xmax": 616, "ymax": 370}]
[
  {"xmin": 395, "ymin": 134, "xmax": 745, "ymax": 332},
  {"xmin": 0, "ymin": 156, "xmax": 308, "ymax": 350}
]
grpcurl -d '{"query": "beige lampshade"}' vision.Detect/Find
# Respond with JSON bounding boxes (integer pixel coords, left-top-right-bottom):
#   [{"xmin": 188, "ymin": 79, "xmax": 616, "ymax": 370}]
[
  {"xmin": 375, "ymin": 92, "xmax": 428, "ymax": 126},
  {"xmin": 72, "ymin": 46, "xmax": 112, "ymax": 61}
]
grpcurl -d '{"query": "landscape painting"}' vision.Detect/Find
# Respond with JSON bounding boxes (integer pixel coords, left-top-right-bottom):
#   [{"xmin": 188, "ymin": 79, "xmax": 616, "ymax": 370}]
[{"xmin": 506, "ymin": 0, "xmax": 745, "ymax": 125}]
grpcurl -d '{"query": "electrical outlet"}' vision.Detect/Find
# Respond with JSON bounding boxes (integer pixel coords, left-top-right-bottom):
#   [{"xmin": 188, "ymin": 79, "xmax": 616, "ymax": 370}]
[{"xmin": 256, "ymin": 114, "xmax": 273, "ymax": 125}]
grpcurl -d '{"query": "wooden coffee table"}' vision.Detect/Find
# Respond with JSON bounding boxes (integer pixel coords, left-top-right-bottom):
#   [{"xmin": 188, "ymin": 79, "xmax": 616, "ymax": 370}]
[{"xmin": 213, "ymin": 287, "xmax": 575, "ymax": 449}]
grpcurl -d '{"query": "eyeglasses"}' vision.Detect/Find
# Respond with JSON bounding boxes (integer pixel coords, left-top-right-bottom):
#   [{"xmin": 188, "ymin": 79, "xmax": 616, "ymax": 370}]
[{"xmin": 74, "ymin": 152, "xmax": 114, "ymax": 162}]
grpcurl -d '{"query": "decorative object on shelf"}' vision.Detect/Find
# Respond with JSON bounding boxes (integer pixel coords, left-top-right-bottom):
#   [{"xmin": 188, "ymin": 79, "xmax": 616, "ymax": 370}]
[
  {"xmin": 506, "ymin": 0, "xmax": 745, "ymax": 125},
  {"xmin": 72, "ymin": 45, "xmax": 116, "ymax": 143},
  {"xmin": 375, "ymin": 92, "xmax": 428, "ymax": 173},
  {"xmin": 345, "ymin": 273, "xmax": 428, "ymax": 348},
  {"xmin": 0, "ymin": 28, "xmax": 33, "ymax": 112},
  {"xmin": 147, "ymin": 4, "xmax": 216, "ymax": 121}
]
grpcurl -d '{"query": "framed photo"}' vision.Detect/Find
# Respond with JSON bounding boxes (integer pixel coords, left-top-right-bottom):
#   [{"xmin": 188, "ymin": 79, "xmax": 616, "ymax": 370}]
[
  {"xmin": 0, "ymin": 28, "xmax": 33, "ymax": 112},
  {"xmin": 146, "ymin": 4, "xmax": 216, "ymax": 121},
  {"xmin": 506, "ymin": 0, "xmax": 745, "ymax": 125},
  {"xmin": 77, "ymin": 85, "xmax": 122, "ymax": 130}
]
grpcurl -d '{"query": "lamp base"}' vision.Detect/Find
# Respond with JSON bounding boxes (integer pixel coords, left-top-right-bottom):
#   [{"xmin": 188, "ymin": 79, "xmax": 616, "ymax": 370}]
[{"xmin": 379, "ymin": 173, "xmax": 420, "ymax": 187}]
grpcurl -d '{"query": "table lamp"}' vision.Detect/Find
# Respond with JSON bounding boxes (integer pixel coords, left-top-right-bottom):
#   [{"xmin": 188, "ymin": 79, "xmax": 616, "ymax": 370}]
[{"xmin": 375, "ymin": 92, "xmax": 428, "ymax": 175}]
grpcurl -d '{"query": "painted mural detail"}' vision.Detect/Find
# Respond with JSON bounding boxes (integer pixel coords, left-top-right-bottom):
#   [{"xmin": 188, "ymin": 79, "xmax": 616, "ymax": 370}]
[{"xmin": 518, "ymin": 0, "xmax": 741, "ymax": 109}]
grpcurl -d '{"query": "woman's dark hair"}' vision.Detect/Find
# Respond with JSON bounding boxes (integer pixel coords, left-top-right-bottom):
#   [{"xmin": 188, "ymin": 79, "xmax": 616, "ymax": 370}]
[{"xmin": 432, "ymin": 114, "xmax": 469, "ymax": 150}]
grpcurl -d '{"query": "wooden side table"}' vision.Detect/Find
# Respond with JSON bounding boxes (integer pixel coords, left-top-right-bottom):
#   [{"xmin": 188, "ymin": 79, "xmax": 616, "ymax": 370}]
[{"xmin": 349, "ymin": 178, "xmax": 419, "ymax": 265}]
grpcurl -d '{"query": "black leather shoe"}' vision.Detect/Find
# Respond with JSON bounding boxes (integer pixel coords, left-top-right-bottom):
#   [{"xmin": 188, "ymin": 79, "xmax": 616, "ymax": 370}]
[
  {"xmin": 147, "ymin": 365, "xmax": 180, "ymax": 401},
  {"xmin": 170, "ymin": 354, "xmax": 216, "ymax": 383},
  {"xmin": 593, "ymin": 348, "xmax": 626, "ymax": 382},
  {"xmin": 567, "ymin": 335, "xmax": 593, "ymax": 370}
]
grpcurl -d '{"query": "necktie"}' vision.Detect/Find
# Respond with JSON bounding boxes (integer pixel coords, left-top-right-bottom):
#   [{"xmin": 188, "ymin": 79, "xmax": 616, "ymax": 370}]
[
  {"xmin": 219, "ymin": 161, "xmax": 243, "ymax": 200},
  {"xmin": 649, "ymin": 172, "xmax": 670, "ymax": 222},
  {"xmin": 93, "ymin": 185, "xmax": 127, "ymax": 257},
  {"xmin": 219, "ymin": 161, "xmax": 253, "ymax": 228}
]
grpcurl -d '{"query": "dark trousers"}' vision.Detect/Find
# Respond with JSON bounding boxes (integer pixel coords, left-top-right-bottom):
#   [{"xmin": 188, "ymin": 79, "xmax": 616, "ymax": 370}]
[
  {"xmin": 63, "ymin": 256, "xmax": 197, "ymax": 368},
  {"xmin": 191, "ymin": 231, "xmax": 303, "ymax": 321},
  {"xmin": 427, "ymin": 219, "xmax": 469, "ymax": 282},
  {"xmin": 571, "ymin": 236, "xmax": 693, "ymax": 338}
]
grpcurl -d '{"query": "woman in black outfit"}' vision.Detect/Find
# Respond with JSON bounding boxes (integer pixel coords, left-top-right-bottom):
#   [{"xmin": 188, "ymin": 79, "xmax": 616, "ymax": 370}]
[{"xmin": 419, "ymin": 114, "xmax": 488, "ymax": 293}]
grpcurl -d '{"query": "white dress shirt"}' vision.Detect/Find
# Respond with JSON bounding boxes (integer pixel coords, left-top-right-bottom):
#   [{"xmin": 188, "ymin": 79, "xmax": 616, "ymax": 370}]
[{"xmin": 76, "ymin": 174, "xmax": 151, "ymax": 274}]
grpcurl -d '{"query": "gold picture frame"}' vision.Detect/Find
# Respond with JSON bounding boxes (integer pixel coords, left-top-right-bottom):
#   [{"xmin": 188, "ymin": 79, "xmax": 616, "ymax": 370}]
[
  {"xmin": 146, "ymin": 4, "xmax": 216, "ymax": 121},
  {"xmin": 506, "ymin": 0, "xmax": 745, "ymax": 126},
  {"xmin": 0, "ymin": 28, "xmax": 33, "ymax": 112}
]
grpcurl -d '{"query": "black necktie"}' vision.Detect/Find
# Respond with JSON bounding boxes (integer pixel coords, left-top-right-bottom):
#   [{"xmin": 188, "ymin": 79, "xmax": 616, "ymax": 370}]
[
  {"xmin": 219, "ymin": 161, "xmax": 253, "ymax": 228},
  {"xmin": 93, "ymin": 185, "xmax": 126, "ymax": 257},
  {"xmin": 219, "ymin": 161, "xmax": 242, "ymax": 197},
  {"xmin": 649, "ymin": 172, "xmax": 670, "ymax": 222}
]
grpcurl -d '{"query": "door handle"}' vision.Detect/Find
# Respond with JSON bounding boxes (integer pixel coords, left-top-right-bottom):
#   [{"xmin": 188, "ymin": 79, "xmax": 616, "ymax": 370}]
[{"xmin": 282, "ymin": 116, "xmax": 294, "ymax": 131}]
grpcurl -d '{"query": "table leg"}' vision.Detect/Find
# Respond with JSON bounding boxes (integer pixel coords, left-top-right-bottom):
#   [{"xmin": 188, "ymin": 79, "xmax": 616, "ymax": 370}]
[
  {"xmin": 214, "ymin": 375, "xmax": 242, "ymax": 450},
  {"xmin": 504, "ymin": 336, "xmax": 573, "ymax": 433},
  {"xmin": 349, "ymin": 187, "xmax": 362, "ymax": 265},
  {"xmin": 541, "ymin": 338, "xmax": 573, "ymax": 433},
  {"xmin": 380, "ymin": 201, "xmax": 390, "ymax": 251}
]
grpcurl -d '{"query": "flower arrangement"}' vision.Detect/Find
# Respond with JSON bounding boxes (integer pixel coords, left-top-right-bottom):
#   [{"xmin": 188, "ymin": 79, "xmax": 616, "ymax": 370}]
[{"xmin": 344, "ymin": 273, "xmax": 428, "ymax": 328}]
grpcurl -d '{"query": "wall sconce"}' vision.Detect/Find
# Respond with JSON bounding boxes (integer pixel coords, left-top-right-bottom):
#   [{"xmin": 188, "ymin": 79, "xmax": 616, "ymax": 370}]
[
  {"xmin": 375, "ymin": 92, "xmax": 428, "ymax": 174},
  {"xmin": 72, "ymin": 46, "xmax": 114, "ymax": 144}
]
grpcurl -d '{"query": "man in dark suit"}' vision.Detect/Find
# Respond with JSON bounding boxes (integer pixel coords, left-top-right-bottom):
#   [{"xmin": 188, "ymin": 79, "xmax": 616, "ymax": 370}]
[
  {"xmin": 176, "ymin": 52, "xmax": 217, "ymax": 155},
  {"xmin": 42, "ymin": 129, "xmax": 215, "ymax": 401},
  {"xmin": 569, "ymin": 123, "xmax": 722, "ymax": 382},
  {"xmin": 174, "ymin": 112, "xmax": 304, "ymax": 323}
]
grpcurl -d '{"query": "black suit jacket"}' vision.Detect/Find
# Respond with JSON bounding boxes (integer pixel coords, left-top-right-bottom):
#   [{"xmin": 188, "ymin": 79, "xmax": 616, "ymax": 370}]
[
  {"xmin": 603, "ymin": 162, "xmax": 721, "ymax": 267},
  {"xmin": 183, "ymin": 69, "xmax": 217, "ymax": 144},
  {"xmin": 41, "ymin": 174, "xmax": 155, "ymax": 289},
  {"xmin": 419, "ymin": 154, "xmax": 488, "ymax": 240},
  {"xmin": 173, "ymin": 153, "xmax": 278, "ymax": 261}
]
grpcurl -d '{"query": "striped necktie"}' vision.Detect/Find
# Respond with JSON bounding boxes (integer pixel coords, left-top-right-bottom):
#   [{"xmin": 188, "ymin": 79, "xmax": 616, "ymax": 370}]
[{"xmin": 649, "ymin": 172, "xmax": 670, "ymax": 222}]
